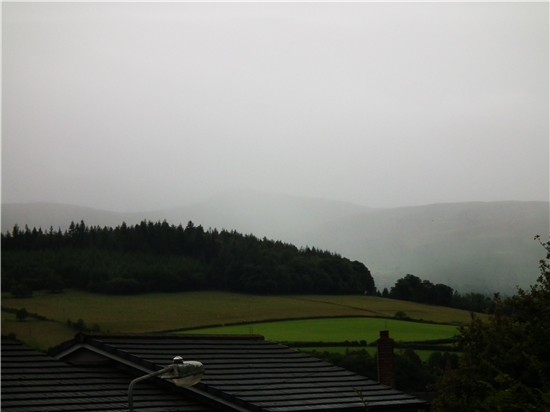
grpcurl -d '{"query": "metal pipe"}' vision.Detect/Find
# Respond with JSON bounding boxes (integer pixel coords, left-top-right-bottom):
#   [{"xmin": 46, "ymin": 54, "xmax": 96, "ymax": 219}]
[{"xmin": 128, "ymin": 365, "xmax": 175, "ymax": 412}]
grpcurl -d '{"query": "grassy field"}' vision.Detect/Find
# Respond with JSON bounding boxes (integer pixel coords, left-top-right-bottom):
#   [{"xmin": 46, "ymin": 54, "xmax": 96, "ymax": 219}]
[
  {"xmin": 1, "ymin": 312, "xmax": 75, "ymax": 350},
  {"xmin": 181, "ymin": 317, "xmax": 459, "ymax": 343},
  {"xmin": 1, "ymin": 290, "xmax": 477, "ymax": 351}
]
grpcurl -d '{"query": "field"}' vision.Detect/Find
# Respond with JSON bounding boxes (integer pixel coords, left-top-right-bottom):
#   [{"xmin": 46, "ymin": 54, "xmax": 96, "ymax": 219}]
[
  {"xmin": 181, "ymin": 317, "xmax": 459, "ymax": 343},
  {"xmin": 1, "ymin": 290, "xmax": 478, "ymax": 351}
]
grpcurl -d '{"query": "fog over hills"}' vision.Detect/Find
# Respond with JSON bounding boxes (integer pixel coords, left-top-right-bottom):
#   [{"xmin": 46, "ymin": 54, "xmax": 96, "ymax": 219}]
[{"xmin": 3, "ymin": 192, "xmax": 548, "ymax": 295}]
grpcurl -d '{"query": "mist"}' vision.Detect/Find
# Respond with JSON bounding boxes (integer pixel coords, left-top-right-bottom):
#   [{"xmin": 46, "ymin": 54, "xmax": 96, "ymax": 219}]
[{"xmin": 2, "ymin": 2, "xmax": 549, "ymax": 212}]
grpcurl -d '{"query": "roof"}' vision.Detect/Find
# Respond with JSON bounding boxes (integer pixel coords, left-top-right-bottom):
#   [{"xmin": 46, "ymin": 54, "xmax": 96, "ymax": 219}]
[
  {"xmin": 52, "ymin": 333, "xmax": 429, "ymax": 412},
  {"xmin": 1, "ymin": 338, "xmax": 217, "ymax": 412}
]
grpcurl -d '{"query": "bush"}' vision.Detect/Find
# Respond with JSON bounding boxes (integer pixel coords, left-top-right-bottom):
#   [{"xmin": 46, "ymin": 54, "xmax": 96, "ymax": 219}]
[
  {"xmin": 394, "ymin": 311, "xmax": 409, "ymax": 320},
  {"xmin": 67, "ymin": 318, "xmax": 100, "ymax": 332},
  {"xmin": 15, "ymin": 308, "xmax": 28, "ymax": 321}
]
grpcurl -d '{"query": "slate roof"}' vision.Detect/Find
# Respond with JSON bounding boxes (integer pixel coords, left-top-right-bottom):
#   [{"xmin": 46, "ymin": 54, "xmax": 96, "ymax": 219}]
[
  {"xmin": 1, "ymin": 338, "xmax": 216, "ymax": 412},
  {"xmin": 52, "ymin": 333, "xmax": 429, "ymax": 412}
]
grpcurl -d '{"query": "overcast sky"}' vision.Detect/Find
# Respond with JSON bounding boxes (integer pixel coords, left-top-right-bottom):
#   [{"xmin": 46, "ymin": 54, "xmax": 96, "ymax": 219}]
[{"xmin": 2, "ymin": 2, "xmax": 548, "ymax": 212}]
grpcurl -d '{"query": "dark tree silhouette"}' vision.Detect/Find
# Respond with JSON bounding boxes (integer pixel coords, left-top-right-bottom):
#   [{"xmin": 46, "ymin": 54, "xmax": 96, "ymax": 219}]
[{"xmin": 1, "ymin": 220, "xmax": 376, "ymax": 296}]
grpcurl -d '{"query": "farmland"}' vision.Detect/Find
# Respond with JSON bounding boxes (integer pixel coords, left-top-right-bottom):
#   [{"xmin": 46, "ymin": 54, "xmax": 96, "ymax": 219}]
[
  {"xmin": 181, "ymin": 317, "xmax": 459, "ymax": 344},
  {"xmin": 1, "ymin": 290, "xmax": 478, "ymax": 351}
]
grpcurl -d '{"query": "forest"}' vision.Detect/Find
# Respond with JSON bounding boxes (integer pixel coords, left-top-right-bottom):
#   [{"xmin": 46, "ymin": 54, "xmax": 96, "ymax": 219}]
[{"xmin": 1, "ymin": 220, "xmax": 376, "ymax": 296}]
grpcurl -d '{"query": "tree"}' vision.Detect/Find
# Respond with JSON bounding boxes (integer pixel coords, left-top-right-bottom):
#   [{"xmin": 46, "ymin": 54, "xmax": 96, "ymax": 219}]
[
  {"xmin": 433, "ymin": 283, "xmax": 454, "ymax": 306},
  {"xmin": 15, "ymin": 308, "xmax": 28, "ymax": 321},
  {"xmin": 432, "ymin": 236, "xmax": 550, "ymax": 412},
  {"xmin": 390, "ymin": 274, "xmax": 422, "ymax": 301}
]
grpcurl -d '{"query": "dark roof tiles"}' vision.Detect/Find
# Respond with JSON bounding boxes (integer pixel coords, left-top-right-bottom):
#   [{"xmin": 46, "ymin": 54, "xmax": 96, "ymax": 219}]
[
  {"xmin": 52, "ymin": 334, "xmax": 428, "ymax": 412},
  {"xmin": 1, "ymin": 338, "xmax": 216, "ymax": 412}
]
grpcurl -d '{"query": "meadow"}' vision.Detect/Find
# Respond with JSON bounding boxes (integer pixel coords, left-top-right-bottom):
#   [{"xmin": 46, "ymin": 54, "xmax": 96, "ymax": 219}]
[
  {"xmin": 181, "ymin": 317, "xmax": 459, "ymax": 343},
  {"xmin": 1, "ymin": 290, "xmax": 477, "ymax": 351}
]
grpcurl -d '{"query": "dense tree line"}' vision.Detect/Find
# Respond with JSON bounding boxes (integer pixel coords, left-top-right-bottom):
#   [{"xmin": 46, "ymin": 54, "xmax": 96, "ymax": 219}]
[
  {"xmin": 1, "ymin": 220, "xmax": 376, "ymax": 296},
  {"xmin": 383, "ymin": 274, "xmax": 496, "ymax": 313}
]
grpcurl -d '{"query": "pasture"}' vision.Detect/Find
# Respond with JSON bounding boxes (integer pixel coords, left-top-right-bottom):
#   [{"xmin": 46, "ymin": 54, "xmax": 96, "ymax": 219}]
[
  {"xmin": 181, "ymin": 317, "xmax": 459, "ymax": 344},
  {"xmin": 1, "ymin": 290, "xmax": 476, "ymax": 351}
]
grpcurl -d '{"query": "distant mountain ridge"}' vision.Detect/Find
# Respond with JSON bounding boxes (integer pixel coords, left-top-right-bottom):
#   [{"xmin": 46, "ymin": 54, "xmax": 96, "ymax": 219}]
[
  {"xmin": 2, "ymin": 193, "xmax": 548, "ymax": 294},
  {"xmin": 304, "ymin": 201, "xmax": 549, "ymax": 294}
]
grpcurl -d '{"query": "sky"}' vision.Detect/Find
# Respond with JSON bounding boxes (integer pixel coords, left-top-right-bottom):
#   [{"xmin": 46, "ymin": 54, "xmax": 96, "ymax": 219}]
[{"xmin": 2, "ymin": 2, "xmax": 549, "ymax": 212}]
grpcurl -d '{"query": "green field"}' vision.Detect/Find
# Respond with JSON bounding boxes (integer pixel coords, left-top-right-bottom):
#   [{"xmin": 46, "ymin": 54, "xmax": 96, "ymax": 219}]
[
  {"xmin": 1, "ymin": 290, "xmax": 476, "ymax": 351},
  {"xmin": 181, "ymin": 317, "xmax": 459, "ymax": 344}
]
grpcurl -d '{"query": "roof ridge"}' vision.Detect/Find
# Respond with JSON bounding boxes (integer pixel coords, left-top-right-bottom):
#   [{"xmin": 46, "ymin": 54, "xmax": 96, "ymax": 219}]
[{"xmin": 49, "ymin": 332, "xmax": 266, "ymax": 356}]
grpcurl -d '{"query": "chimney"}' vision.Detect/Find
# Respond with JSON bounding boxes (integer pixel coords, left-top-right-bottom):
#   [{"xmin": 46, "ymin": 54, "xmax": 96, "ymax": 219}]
[{"xmin": 377, "ymin": 330, "xmax": 395, "ymax": 388}]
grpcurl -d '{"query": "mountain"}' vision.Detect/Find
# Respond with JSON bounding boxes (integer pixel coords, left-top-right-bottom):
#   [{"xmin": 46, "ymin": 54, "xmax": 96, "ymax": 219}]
[
  {"xmin": 2, "ymin": 192, "xmax": 370, "ymax": 242},
  {"xmin": 1, "ymin": 202, "xmax": 129, "ymax": 232},
  {"xmin": 304, "ymin": 201, "xmax": 549, "ymax": 294},
  {"xmin": 2, "ymin": 193, "xmax": 548, "ymax": 294}
]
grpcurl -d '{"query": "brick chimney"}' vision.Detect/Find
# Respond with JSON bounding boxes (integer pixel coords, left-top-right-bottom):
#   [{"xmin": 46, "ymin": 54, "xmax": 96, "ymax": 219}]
[{"xmin": 377, "ymin": 330, "xmax": 395, "ymax": 388}]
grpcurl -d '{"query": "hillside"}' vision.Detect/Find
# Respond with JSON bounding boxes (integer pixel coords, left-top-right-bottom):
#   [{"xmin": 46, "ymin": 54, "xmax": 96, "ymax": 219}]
[
  {"xmin": 307, "ymin": 201, "xmax": 549, "ymax": 293},
  {"xmin": 1, "ymin": 290, "xmax": 476, "ymax": 350},
  {"xmin": 1, "ymin": 192, "xmax": 369, "ymax": 239},
  {"xmin": 2, "ymin": 193, "xmax": 548, "ymax": 294}
]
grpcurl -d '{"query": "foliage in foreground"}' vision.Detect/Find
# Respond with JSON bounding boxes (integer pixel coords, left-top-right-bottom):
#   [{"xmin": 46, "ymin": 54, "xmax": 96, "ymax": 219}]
[
  {"xmin": 1, "ymin": 220, "xmax": 375, "ymax": 296},
  {"xmin": 309, "ymin": 347, "xmax": 459, "ymax": 394},
  {"xmin": 432, "ymin": 236, "xmax": 550, "ymax": 412}
]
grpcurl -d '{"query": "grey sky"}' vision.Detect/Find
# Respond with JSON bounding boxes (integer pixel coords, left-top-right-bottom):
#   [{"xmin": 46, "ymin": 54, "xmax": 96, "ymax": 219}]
[{"xmin": 2, "ymin": 2, "xmax": 549, "ymax": 212}]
